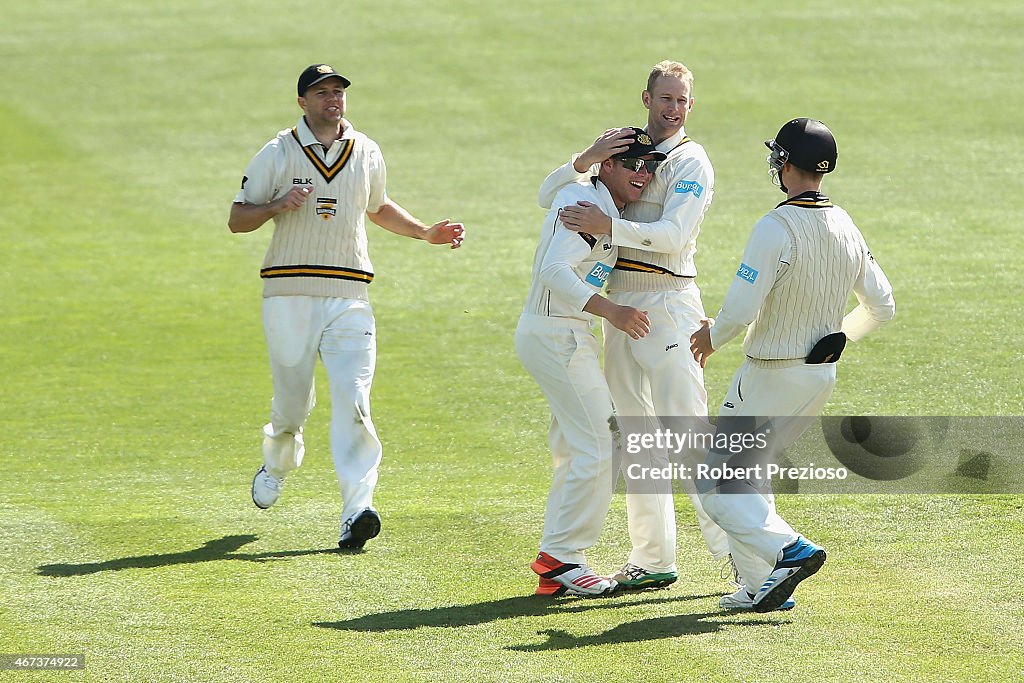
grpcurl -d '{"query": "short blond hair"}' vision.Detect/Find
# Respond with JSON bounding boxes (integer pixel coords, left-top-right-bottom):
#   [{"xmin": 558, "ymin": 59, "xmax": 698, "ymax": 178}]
[{"xmin": 646, "ymin": 60, "xmax": 694, "ymax": 93}]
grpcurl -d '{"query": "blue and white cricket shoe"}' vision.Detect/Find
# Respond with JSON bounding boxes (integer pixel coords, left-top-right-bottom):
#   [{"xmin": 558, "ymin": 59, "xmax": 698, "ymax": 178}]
[{"xmin": 752, "ymin": 536, "xmax": 826, "ymax": 613}]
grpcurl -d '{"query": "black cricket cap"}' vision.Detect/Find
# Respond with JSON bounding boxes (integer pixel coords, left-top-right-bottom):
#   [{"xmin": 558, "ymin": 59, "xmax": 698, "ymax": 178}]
[
  {"xmin": 297, "ymin": 64, "xmax": 351, "ymax": 96},
  {"xmin": 766, "ymin": 118, "xmax": 837, "ymax": 173},
  {"xmin": 613, "ymin": 127, "xmax": 668, "ymax": 160}
]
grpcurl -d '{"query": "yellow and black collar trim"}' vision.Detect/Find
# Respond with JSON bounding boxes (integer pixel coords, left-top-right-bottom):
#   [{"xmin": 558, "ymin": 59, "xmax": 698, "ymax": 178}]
[
  {"xmin": 777, "ymin": 191, "xmax": 832, "ymax": 209},
  {"xmin": 614, "ymin": 258, "xmax": 692, "ymax": 278},
  {"xmin": 668, "ymin": 136, "xmax": 691, "ymax": 154},
  {"xmin": 260, "ymin": 264, "xmax": 373, "ymax": 283},
  {"xmin": 291, "ymin": 128, "xmax": 355, "ymax": 183}
]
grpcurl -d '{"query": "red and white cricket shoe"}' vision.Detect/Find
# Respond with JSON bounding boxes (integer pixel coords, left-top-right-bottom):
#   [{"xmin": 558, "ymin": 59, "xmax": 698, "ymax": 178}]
[{"xmin": 531, "ymin": 552, "xmax": 617, "ymax": 596}]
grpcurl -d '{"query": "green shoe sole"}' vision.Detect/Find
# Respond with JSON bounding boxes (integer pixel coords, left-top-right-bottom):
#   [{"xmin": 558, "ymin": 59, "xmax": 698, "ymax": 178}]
[{"xmin": 617, "ymin": 573, "xmax": 678, "ymax": 589}]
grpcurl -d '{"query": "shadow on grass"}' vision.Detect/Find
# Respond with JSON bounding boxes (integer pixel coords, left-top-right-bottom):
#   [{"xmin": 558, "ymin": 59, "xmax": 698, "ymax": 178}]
[
  {"xmin": 314, "ymin": 592, "xmax": 718, "ymax": 632},
  {"xmin": 37, "ymin": 534, "xmax": 341, "ymax": 576},
  {"xmin": 508, "ymin": 612, "xmax": 790, "ymax": 650}
]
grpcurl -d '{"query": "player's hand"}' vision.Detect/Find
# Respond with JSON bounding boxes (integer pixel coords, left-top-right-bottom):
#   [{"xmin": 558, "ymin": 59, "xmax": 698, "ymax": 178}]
[
  {"xmin": 575, "ymin": 128, "xmax": 635, "ymax": 171},
  {"xmin": 689, "ymin": 318, "xmax": 715, "ymax": 368},
  {"xmin": 609, "ymin": 305, "xmax": 650, "ymax": 340},
  {"xmin": 424, "ymin": 219, "xmax": 465, "ymax": 249},
  {"xmin": 277, "ymin": 185, "xmax": 313, "ymax": 213},
  {"xmin": 559, "ymin": 202, "xmax": 612, "ymax": 235}
]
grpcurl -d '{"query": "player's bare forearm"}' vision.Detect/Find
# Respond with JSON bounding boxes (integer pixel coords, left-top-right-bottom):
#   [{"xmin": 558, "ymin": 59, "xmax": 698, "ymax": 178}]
[
  {"xmin": 584, "ymin": 295, "xmax": 650, "ymax": 339},
  {"xmin": 575, "ymin": 128, "xmax": 635, "ymax": 171},
  {"xmin": 368, "ymin": 200, "xmax": 465, "ymax": 249},
  {"xmin": 228, "ymin": 186, "xmax": 312, "ymax": 233},
  {"xmin": 559, "ymin": 202, "xmax": 613, "ymax": 236},
  {"xmin": 228, "ymin": 203, "xmax": 273, "ymax": 233}
]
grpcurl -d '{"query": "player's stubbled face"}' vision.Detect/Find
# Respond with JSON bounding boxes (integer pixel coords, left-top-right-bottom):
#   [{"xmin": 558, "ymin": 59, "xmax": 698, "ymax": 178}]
[
  {"xmin": 645, "ymin": 75, "xmax": 691, "ymax": 139},
  {"xmin": 300, "ymin": 79, "xmax": 347, "ymax": 124}
]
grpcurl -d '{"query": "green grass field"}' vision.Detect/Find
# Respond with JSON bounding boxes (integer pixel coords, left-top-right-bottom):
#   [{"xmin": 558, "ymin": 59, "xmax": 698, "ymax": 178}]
[{"xmin": 2, "ymin": 1, "xmax": 1023, "ymax": 681}]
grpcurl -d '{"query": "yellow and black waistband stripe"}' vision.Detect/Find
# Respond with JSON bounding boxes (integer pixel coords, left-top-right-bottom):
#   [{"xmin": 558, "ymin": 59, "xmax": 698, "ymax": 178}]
[
  {"xmin": 614, "ymin": 258, "xmax": 692, "ymax": 278},
  {"xmin": 260, "ymin": 265, "xmax": 374, "ymax": 283},
  {"xmin": 290, "ymin": 128, "xmax": 355, "ymax": 183}
]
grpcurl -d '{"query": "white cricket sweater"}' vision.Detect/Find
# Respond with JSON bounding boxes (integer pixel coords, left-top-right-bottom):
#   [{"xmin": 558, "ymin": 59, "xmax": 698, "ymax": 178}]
[
  {"xmin": 234, "ymin": 117, "xmax": 387, "ymax": 300},
  {"xmin": 711, "ymin": 192, "xmax": 895, "ymax": 364}
]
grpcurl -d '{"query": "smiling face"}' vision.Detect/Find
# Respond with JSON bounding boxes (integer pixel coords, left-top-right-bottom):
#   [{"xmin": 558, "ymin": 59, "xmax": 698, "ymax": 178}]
[
  {"xmin": 298, "ymin": 76, "xmax": 347, "ymax": 127},
  {"xmin": 599, "ymin": 156, "xmax": 658, "ymax": 209},
  {"xmin": 642, "ymin": 74, "xmax": 692, "ymax": 143}
]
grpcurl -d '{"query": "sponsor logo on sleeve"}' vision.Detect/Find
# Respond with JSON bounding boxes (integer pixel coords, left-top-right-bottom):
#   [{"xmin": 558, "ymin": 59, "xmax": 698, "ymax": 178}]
[
  {"xmin": 737, "ymin": 263, "xmax": 759, "ymax": 284},
  {"xmin": 585, "ymin": 261, "xmax": 613, "ymax": 287},
  {"xmin": 674, "ymin": 180, "xmax": 704, "ymax": 197}
]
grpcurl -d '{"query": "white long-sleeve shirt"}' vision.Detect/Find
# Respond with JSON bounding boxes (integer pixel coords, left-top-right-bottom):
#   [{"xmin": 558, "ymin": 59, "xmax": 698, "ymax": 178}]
[
  {"xmin": 537, "ymin": 128, "xmax": 714, "ymax": 291},
  {"xmin": 521, "ymin": 179, "xmax": 619, "ymax": 323},
  {"xmin": 710, "ymin": 192, "xmax": 895, "ymax": 361}
]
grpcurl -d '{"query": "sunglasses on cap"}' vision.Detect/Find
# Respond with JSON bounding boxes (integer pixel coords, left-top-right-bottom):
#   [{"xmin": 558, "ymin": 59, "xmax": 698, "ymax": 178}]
[{"xmin": 619, "ymin": 157, "xmax": 661, "ymax": 173}]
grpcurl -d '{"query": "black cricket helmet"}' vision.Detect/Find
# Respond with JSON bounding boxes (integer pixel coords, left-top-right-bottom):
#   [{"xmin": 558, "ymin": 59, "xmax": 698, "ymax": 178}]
[{"xmin": 765, "ymin": 118, "xmax": 838, "ymax": 174}]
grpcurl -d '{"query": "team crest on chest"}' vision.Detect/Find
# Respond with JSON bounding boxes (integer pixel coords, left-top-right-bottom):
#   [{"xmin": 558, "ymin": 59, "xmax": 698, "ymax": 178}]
[{"xmin": 316, "ymin": 197, "xmax": 338, "ymax": 220}]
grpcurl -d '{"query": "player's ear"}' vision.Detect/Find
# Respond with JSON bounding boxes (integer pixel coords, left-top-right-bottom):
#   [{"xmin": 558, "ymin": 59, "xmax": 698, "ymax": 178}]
[{"xmin": 641, "ymin": 90, "xmax": 652, "ymax": 110}]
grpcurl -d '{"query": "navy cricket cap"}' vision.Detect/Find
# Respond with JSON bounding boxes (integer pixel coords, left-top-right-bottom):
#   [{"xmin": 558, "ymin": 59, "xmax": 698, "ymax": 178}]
[
  {"xmin": 766, "ymin": 118, "xmax": 837, "ymax": 173},
  {"xmin": 297, "ymin": 64, "xmax": 351, "ymax": 96},
  {"xmin": 613, "ymin": 127, "xmax": 668, "ymax": 160}
]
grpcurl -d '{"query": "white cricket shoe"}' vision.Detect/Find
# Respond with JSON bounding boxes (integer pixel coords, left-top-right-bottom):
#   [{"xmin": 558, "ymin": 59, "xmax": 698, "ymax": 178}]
[
  {"xmin": 251, "ymin": 465, "xmax": 283, "ymax": 509},
  {"xmin": 720, "ymin": 586, "xmax": 795, "ymax": 611},
  {"xmin": 719, "ymin": 554, "xmax": 742, "ymax": 588}
]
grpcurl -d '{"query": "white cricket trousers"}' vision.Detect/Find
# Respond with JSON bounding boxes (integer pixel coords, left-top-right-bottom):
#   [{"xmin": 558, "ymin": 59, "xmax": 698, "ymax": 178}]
[
  {"xmin": 261, "ymin": 295, "xmax": 382, "ymax": 524},
  {"xmin": 515, "ymin": 314, "xmax": 616, "ymax": 566},
  {"xmin": 605, "ymin": 284, "xmax": 730, "ymax": 571},
  {"xmin": 699, "ymin": 359, "xmax": 836, "ymax": 590}
]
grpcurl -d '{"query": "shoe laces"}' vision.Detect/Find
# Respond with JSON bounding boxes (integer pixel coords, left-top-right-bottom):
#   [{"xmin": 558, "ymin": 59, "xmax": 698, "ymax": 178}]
[
  {"xmin": 719, "ymin": 555, "xmax": 741, "ymax": 588},
  {"xmin": 620, "ymin": 563, "xmax": 649, "ymax": 580}
]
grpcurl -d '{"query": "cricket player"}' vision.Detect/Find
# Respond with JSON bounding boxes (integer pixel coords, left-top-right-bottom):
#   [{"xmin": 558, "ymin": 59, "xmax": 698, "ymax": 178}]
[
  {"xmin": 229, "ymin": 64, "xmax": 464, "ymax": 549},
  {"xmin": 537, "ymin": 61, "xmax": 729, "ymax": 589},
  {"xmin": 689, "ymin": 118, "xmax": 895, "ymax": 612},
  {"xmin": 516, "ymin": 130, "xmax": 665, "ymax": 596}
]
